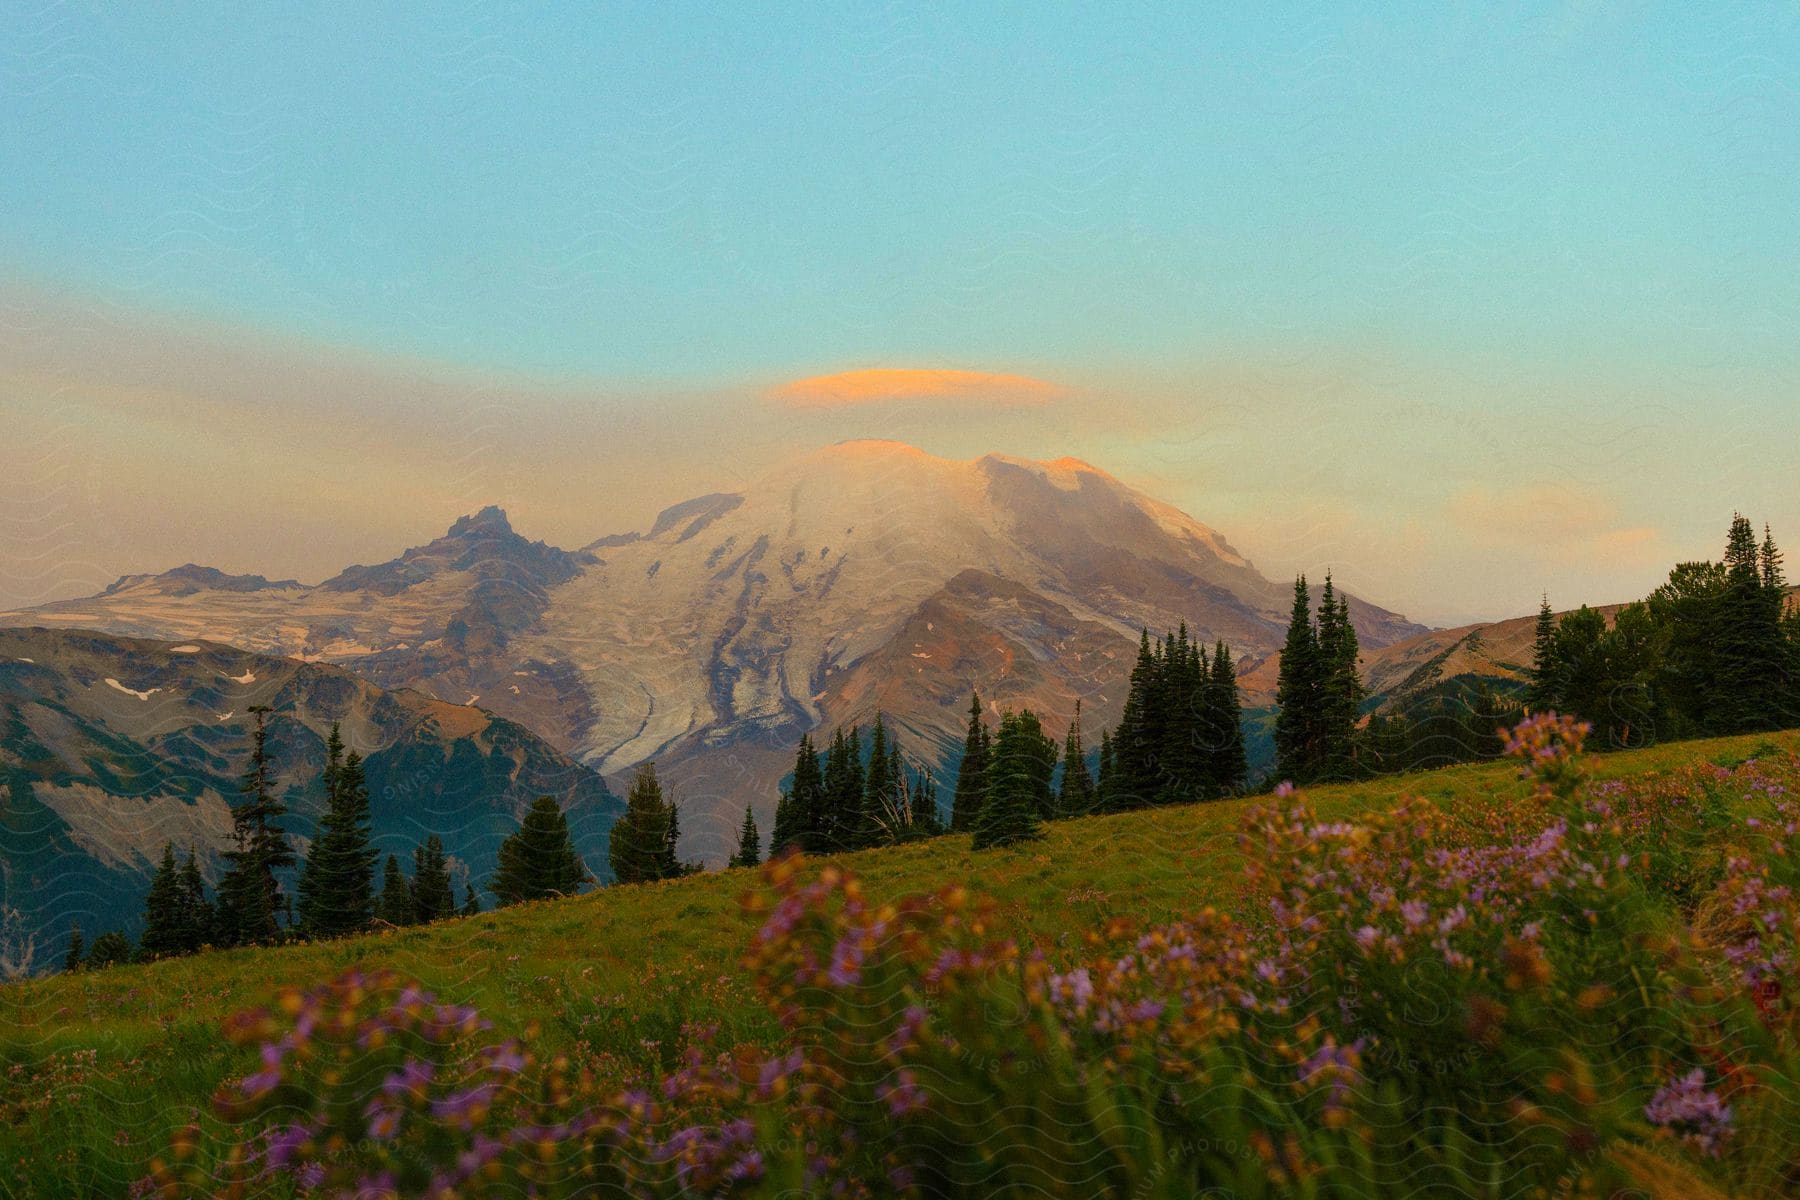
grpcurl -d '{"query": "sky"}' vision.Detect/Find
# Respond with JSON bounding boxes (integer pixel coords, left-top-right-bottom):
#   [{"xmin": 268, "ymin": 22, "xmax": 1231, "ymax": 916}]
[{"xmin": 3, "ymin": 5, "xmax": 1797, "ymax": 625}]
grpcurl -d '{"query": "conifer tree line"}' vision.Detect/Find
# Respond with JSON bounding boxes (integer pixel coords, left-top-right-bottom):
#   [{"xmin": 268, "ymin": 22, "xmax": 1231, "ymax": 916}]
[
  {"xmin": 1101, "ymin": 625, "xmax": 1250, "ymax": 810},
  {"xmin": 1526, "ymin": 515, "xmax": 1799, "ymax": 746},
  {"xmin": 70, "ymin": 715, "xmax": 592, "ymax": 972},
  {"xmin": 770, "ymin": 714, "xmax": 943, "ymax": 857},
  {"xmin": 1272, "ymin": 574, "xmax": 1365, "ymax": 784},
  {"xmin": 766, "ymin": 629, "xmax": 1248, "ymax": 857}
]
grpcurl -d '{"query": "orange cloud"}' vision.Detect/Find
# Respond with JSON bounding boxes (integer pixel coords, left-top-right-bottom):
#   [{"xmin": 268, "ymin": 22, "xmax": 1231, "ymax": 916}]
[{"xmin": 769, "ymin": 368, "xmax": 1063, "ymax": 409}]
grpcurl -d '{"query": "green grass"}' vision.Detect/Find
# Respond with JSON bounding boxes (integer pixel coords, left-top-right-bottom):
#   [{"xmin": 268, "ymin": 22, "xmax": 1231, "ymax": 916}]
[{"xmin": 3, "ymin": 729, "xmax": 1797, "ymax": 1196}]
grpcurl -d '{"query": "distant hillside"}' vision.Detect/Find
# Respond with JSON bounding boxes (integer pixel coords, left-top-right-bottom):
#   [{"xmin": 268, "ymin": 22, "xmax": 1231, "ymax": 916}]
[
  {"xmin": 0, "ymin": 628, "xmax": 620, "ymax": 955},
  {"xmin": 1239, "ymin": 585, "xmax": 1800, "ymax": 716}
]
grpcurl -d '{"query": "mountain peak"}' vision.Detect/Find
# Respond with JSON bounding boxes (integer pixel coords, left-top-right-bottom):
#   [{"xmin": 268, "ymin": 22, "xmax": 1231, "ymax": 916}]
[{"xmin": 448, "ymin": 505, "xmax": 513, "ymax": 538}]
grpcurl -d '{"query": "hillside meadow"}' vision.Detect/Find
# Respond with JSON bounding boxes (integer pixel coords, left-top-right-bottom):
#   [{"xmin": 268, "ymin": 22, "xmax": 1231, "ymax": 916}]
[{"xmin": 4, "ymin": 727, "xmax": 1799, "ymax": 1197}]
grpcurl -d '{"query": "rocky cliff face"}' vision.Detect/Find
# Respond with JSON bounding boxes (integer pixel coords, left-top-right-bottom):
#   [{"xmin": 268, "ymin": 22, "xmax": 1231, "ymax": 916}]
[{"xmin": 2, "ymin": 441, "xmax": 1429, "ymax": 860}]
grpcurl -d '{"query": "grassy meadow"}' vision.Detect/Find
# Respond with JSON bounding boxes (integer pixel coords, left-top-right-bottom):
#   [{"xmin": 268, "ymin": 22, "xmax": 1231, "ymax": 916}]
[{"xmin": 4, "ymin": 728, "xmax": 1799, "ymax": 1197}]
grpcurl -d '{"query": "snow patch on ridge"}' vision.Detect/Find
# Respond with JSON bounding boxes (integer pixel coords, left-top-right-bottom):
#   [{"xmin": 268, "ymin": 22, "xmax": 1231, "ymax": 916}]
[{"xmin": 104, "ymin": 678, "xmax": 160, "ymax": 701}]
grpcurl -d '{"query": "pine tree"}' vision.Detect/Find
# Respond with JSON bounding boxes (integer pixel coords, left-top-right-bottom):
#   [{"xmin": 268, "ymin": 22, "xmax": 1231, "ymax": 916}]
[
  {"xmin": 63, "ymin": 924, "xmax": 84, "ymax": 973},
  {"xmin": 1527, "ymin": 596, "xmax": 1561, "ymax": 712},
  {"xmin": 660, "ymin": 799, "xmax": 695, "ymax": 878},
  {"xmin": 973, "ymin": 709, "xmax": 1054, "ymax": 850},
  {"xmin": 1273, "ymin": 577, "xmax": 1322, "ymax": 784},
  {"xmin": 857, "ymin": 716, "xmax": 892, "ymax": 850},
  {"xmin": 377, "ymin": 855, "xmax": 416, "ymax": 926},
  {"xmin": 1715, "ymin": 514, "xmax": 1786, "ymax": 732},
  {"xmin": 493, "ymin": 796, "xmax": 591, "ymax": 903},
  {"xmin": 1056, "ymin": 700, "xmax": 1094, "ymax": 817},
  {"xmin": 786, "ymin": 732, "xmax": 828, "ymax": 854},
  {"xmin": 1207, "ymin": 642, "xmax": 1249, "ymax": 795},
  {"xmin": 139, "ymin": 842, "xmax": 186, "ymax": 959},
  {"xmin": 820, "ymin": 726, "xmax": 865, "ymax": 851},
  {"xmin": 950, "ymin": 694, "xmax": 990, "ymax": 833},
  {"xmin": 1095, "ymin": 727, "xmax": 1115, "ymax": 810},
  {"xmin": 296, "ymin": 728, "xmax": 377, "ymax": 939},
  {"xmin": 461, "ymin": 885, "xmax": 481, "ymax": 917},
  {"xmin": 86, "ymin": 930, "xmax": 131, "ymax": 970},
  {"xmin": 411, "ymin": 835, "xmax": 455, "ymax": 923},
  {"xmin": 1111, "ymin": 630, "xmax": 1162, "ymax": 810},
  {"xmin": 1316, "ymin": 575, "xmax": 1364, "ymax": 779},
  {"xmin": 177, "ymin": 848, "xmax": 212, "ymax": 952},
  {"xmin": 730, "ymin": 805, "xmax": 761, "ymax": 868},
  {"xmin": 907, "ymin": 766, "xmax": 941, "ymax": 836},
  {"xmin": 609, "ymin": 765, "xmax": 672, "ymax": 885},
  {"xmin": 215, "ymin": 706, "xmax": 296, "ymax": 946}
]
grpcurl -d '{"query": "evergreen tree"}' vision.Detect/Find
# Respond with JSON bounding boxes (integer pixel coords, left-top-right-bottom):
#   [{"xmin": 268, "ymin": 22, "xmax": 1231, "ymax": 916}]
[
  {"xmin": 1714, "ymin": 514, "xmax": 1786, "ymax": 732},
  {"xmin": 950, "ymin": 694, "xmax": 990, "ymax": 833},
  {"xmin": 974, "ymin": 709, "xmax": 1054, "ymax": 850},
  {"xmin": 1207, "ymin": 642, "xmax": 1249, "ymax": 795},
  {"xmin": 296, "ymin": 728, "xmax": 377, "ymax": 938},
  {"xmin": 1527, "ymin": 596, "xmax": 1561, "ymax": 712},
  {"xmin": 139, "ymin": 842, "xmax": 186, "ymax": 959},
  {"xmin": 659, "ymin": 799, "xmax": 696, "ymax": 878},
  {"xmin": 461, "ymin": 885, "xmax": 481, "ymax": 917},
  {"xmin": 1056, "ymin": 700, "xmax": 1094, "ymax": 817},
  {"xmin": 1111, "ymin": 630, "xmax": 1162, "ymax": 809},
  {"xmin": 493, "ymin": 796, "xmax": 591, "ymax": 903},
  {"xmin": 856, "ymin": 716, "xmax": 893, "ymax": 849},
  {"xmin": 1095, "ymin": 728, "xmax": 1115, "ymax": 810},
  {"xmin": 820, "ymin": 726, "xmax": 865, "ymax": 851},
  {"xmin": 783, "ymin": 732, "xmax": 828, "ymax": 854},
  {"xmin": 411, "ymin": 835, "xmax": 456, "ymax": 923},
  {"xmin": 86, "ymin": 930, "xmax": 131, "ymax": 969},
  {"xmin": 1273, "ymin": 577, "xmax": 1322, "ymax": 784},
  {"xmin": 907, "ymin": 767, "xmax": 942, "ymax": 836},
  {"xmin": 377, "ymin": 855, "xmax": 416, "ymax": 926},
  {"xmin": 730, "ymin": 805, "xmax": 762, "ymax": 868},
  {"xmin": 1316, "ymin": 575, "xmax": 1364, "ymax": 779},
  {"xmin": 177, "ymin": 848, "xmax": 212, "ymax": 952},
  {"xmin": 215, "ymin": 706, "xmax": 296, "ymax": 946},
  {"xmin": 63, "ymin": 924, "xmax": 84, "ymax": 973},
  {"xmin": 609, "ymin": 765, "xmax": 672, "ymax": 885}
]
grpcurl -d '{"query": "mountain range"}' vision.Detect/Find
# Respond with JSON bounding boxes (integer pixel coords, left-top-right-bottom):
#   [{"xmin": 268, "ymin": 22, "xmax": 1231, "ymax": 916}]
[
  {"xmin": 1, "ymin": 440, "xmax": 1433, "ymax": 860},
  {"xmin": 0, "ymin": 627, "xmax": 618, "ymax": 952}
]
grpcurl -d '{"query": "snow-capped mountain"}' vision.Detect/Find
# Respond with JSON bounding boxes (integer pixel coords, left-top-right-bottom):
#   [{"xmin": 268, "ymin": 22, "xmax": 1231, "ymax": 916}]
[{"xmin": 2, "ymin": 441, "xmax": 1429, "ymax": 859}]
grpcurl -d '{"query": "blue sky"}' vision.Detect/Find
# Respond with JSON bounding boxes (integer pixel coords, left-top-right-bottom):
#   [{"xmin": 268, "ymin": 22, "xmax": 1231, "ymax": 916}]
[{"xmin": 3, "ymin": 5, "xmax": 1797, "ymax": 622}]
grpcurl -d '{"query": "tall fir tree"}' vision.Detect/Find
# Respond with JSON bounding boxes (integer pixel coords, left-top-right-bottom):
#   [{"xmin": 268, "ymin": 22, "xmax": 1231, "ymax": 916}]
[
  {"xmin": 177, "ymin": 848, "xmax": 212, "ymax": 951},
  {"xmin": 1714, "ymin": 514, "xmax": 1785, "ymax": 732},
  {"xmin": 493, "ymin": 796, "xmax": 591, "ymax": 903},
  {"xmin": 1272, "ymin": 577, "xmax": 1322, "ymax": 784},
  {"xmin": 820, "ymin": 725, "xmax": 865, "ymax": 851},
  {"xmin": 215, "ymin": 706, "xmax": 296, "ymax": 946},
  {"xmin": 461, "ymin": 885, "xmax": 481, "ymax": 917},
  {"xmin": 1316, "ymin": 574, "xmax": 1364, "ymax": 780},
  {"xmin": 856, "ymin": 716, "xmax": 893, "ymax": 849},
  {"xmin": 139, "ymin": 842, "xmax": 186, "ymax": 959},
  {"xmin": 610, "ymin": 764, "xmax": 674, "ymax": 885},
  {"xmin": 63, "ymin": 923, "xmax": 84, "ymax": 973},
  {"xmin": 1095, "ymin": 727, "xmax": 1115, "ymax": 811},
  {"xmin": 1056, "ymin": 699, "xmax": 1095, "ymax": 817},
  {"xmin": 411, "ymin": 835, "xmax": 456, "ymax": 923},
  {"xmin": 296, "ymin": 728, "xmax": 377, "ymax": 938},
  {"xmin": 1207, "ymin": 642, "xmax": 1249, "ymax": 795},
  {"xmin": 1527, "ymin": 596, "xmax": 1561, "ymax": 712},
  {"xmin": 730, "ymin": 805, "xmax": 762, "ymax": 868},
  {"xmin": 1110, "ymin": 630, "xmax": 1161, "ymax": 810},
  {"xmin": 659, "ymin": 799, "xmax": 695, "ymax": 878},
  {"xmin": 907, "ymin": 766, "xmax": 941, "ymax": 836},
  {"xmin": 950, "ymin": 694, "xmax": 990, "ymax": 833},
  {"xmin": 973, "ymin": 709, "xmax": 1054, "ymax": 850},
  {"xmin": 377, "ymin": 854, "xmax": 415, "ymax": 926}
]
